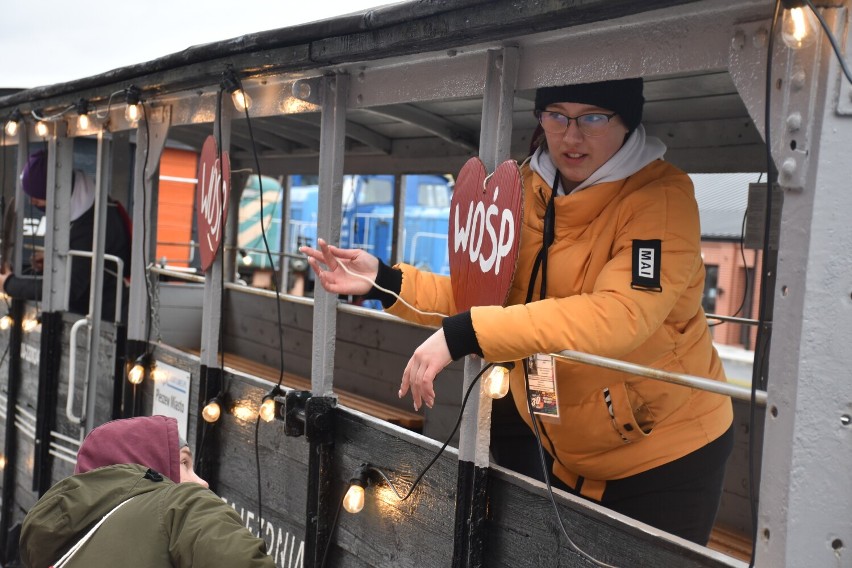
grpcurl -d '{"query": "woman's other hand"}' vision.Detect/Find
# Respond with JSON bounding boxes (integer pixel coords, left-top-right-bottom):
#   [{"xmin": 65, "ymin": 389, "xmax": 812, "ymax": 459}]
[
  {"xmin": 299, "ymin": 238, "xmax": 379, "ymax": 296},
  {"xmin": 399, "ymin": 328, "xmax": 452, "ymax": 411}
]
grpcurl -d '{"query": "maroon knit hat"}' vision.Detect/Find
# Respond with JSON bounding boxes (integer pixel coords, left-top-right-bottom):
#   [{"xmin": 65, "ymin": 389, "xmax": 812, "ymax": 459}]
[
  {"xmin": 21, "ymin": 150, "xmax": 48, "ymax": 200},
  {"xmin": 74, "ymin": 415, "xmax": 182, "ymax": 483}
]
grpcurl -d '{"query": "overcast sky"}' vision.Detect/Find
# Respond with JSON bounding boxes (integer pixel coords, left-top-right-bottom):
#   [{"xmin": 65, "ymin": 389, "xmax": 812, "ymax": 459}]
[{"xmin": 1, "ymin": 1, "xmax": 395, "ymax": 89}]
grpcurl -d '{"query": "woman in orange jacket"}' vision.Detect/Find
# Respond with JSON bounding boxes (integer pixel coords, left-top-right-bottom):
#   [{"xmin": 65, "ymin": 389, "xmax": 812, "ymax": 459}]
[{"xmin": 302, "ymin": 78, "xmax": 733, "ymax": 545}]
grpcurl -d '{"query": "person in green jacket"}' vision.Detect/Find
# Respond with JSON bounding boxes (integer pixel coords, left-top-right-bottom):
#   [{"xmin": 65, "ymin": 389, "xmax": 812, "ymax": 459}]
[{"xmin": 20, "ymin": 415, "xmax": 275, "ymax": 567}]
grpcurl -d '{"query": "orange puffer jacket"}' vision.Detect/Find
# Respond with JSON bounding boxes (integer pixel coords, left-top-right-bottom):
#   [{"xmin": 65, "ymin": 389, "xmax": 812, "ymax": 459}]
[{"xmin": 388, "ymin": 160, "xmax": 732, "ymax": 493}]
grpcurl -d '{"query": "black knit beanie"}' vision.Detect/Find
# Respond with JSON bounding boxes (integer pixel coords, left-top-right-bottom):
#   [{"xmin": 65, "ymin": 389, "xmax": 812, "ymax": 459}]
[{"xmin": 534, "ymin": 78, "xmax": 645, "ymax": 133}]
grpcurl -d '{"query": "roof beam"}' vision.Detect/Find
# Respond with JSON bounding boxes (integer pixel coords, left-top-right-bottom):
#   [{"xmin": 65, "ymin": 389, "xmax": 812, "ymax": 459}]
[{"xmin": 362, "ymin": 104, "xmax": 478, "ymax": 152}]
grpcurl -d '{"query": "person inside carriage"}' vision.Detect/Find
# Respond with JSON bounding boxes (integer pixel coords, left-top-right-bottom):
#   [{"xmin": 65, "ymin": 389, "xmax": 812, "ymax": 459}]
[{"xmin": 301, "ymin": 77, "xmax": 734, "ymax": 545}]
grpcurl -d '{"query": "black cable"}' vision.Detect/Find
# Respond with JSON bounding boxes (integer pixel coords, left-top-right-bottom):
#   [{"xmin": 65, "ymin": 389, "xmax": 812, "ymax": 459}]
[
  {"xmin": 708, "ymin": 173, "xmax": 762, "ymax": 329},
  {"xmin": 226, "ymin": 69, "xmax": 289, "ymax": 538},
  {"xmin": 319, "ymin": 362, "xmax": 494, "ymax": 568},
  {"xmin": 522, "ymin": 364, "xmax": 617, "ymax": 568},
  {"xmin": 802, "ymin": 0, "xmax": 852, "ymax": 84},
  {"xmin": 232, "ymin": 71, "xmax": 287, "ymax": 389}
]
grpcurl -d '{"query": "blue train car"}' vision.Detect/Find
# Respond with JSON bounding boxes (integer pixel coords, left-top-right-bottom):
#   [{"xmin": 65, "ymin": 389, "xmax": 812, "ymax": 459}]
[{"xmin": 241, "ymin": 174, "xmax": 453, "ymax": 278}]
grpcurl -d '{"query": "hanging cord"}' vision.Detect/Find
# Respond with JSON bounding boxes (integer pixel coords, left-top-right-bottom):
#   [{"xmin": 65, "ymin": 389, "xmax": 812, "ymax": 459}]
[
  {"xmin": 225, "ymin": 68, "xmax": 290, "ymax": 537},
  {"xmin": 801, "ymin": 0, "xmax": 852, "ymax": 84},
  {"xmin": 30, "ymin": 105, "xmax": 75, "ymax": 122},
  {"xmin": 522, "ymin": 364, "xmax": 619, "ymax": 568},
  {"xmin": 91, "ymin": 90, "xmax": 127, "ymax": 121},
  {"xmin": 319, "ymin": 362, "xmax": 493, "ymax": 568},
  {"xmin": 708, "ymin": 172, "xmax": 763, "ymax": 328},
  {"xmin": 323, "ymin": 254, "xmax": 450, "ymax": 319}
]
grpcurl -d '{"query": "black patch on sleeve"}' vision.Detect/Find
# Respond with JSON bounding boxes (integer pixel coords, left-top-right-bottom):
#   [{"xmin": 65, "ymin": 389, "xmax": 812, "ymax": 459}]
[{"xmin": 631, "ymin": 239, "xmax": 662, "ymax": 292}]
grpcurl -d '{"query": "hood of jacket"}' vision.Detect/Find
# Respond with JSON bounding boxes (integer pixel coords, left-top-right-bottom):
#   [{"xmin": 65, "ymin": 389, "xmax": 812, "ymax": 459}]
[
  {"xmin": 74, "ymin": 415, "xmax": 181, "ymax": 483},
  {"xmin": 20, "ymin": 463, "xmax": 171, "ymax": 567}
]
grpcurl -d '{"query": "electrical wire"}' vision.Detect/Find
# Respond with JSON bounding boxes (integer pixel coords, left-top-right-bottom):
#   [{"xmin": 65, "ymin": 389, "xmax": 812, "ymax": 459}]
[
  {"xmin": 802, "ymin": 0, "xmax": 852, "ymax": 84},
  {"xmin": 522, "ymin": 363, "xmax": 618, "ymax": 568},
  {"xmin": 319, "ymin": 362, "xmax": 493, "ymax": 568},
  {"xmin": 325, "ymin": 251, "xmax": 450, "ymax": 319},
  {"xmin": 91, "ymin": 90, "xmax": 126, "ymax": 120},
  {"xmin": 30, "ymin": 105, "xmax": 75, "ymax": 122},
  {"xmin": 707, "ymin": 172, "xmax": 763, "ymax": 329},
  {"xmin": 225, "ymin": 68, "xmax": 288, "ymax": 537}
]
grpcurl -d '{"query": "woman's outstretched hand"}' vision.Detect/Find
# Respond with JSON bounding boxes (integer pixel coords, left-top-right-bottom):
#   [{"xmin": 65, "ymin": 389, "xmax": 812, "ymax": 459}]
[
  {"xmin": 299, "ymin": 238, "xmax": 379, "ymax": 296},
  {"xmin": 399, "ymin": 328, "xmax": 452, "ymax": 411}
]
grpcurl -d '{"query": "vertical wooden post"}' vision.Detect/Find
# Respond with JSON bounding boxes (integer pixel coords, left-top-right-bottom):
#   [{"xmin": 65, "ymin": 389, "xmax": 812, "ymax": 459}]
[{"xmin": 452, "ymin": 46, "xmax": 519, "ymax": 568}]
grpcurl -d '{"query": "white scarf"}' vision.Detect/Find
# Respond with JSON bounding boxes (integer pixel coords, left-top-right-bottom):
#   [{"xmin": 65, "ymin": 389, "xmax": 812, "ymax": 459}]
[
  {"xmin": 70, "ymin": 170, "xmax": 97, "ymax": 222},
  {"xmin": 529, "ymin": 124, "xmax": 667, "ymax": 194}
]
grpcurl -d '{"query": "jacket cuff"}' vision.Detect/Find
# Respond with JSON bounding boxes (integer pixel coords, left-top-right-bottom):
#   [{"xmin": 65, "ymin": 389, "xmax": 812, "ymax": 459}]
[
  {"xmin": 363, "ymin": 260, "xmax": 402, "ymax": 309},
  {"xmin": 442, "ymin": 311, "xmax": 483, "ymax": 360}
]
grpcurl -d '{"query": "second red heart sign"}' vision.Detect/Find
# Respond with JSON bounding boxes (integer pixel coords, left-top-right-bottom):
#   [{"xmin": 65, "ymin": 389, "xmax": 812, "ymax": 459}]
[{"xmin": 449, "ymin": 157, "xmax": 524, "ymax": 312}]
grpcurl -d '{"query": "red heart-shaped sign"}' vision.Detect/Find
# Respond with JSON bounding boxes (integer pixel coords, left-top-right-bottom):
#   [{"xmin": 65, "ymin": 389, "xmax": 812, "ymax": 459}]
[
  {"xmin": 196, "ymin": 135, "xmax": 231, "ymax": 272},
  {"xmin": 449, "ymin": 157, "xmax": 524, "ymax": 312}
]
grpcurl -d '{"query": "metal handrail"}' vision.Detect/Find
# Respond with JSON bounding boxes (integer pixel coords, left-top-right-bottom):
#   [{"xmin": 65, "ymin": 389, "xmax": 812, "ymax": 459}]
[
  {"xmin": 148, "ymin": 264, "xmax": 765, "ymax": 405},
  {"xmin": 66, "ymin": 318, "xmax": 89, "ymax": 425},
  {"xmin": 705, "ymin": 313, "xmax": 760, "ymax": 325},
  {"xmin": 149, "ymin": 265, "xmax": 206, "ymax": 283},
  {"xmin": 553, "ymin": 349, "xmax": 767, "ymax": 406},
  {"xmin": 64, "ymin": 251, "xmax": 125, "ymax": 324}
]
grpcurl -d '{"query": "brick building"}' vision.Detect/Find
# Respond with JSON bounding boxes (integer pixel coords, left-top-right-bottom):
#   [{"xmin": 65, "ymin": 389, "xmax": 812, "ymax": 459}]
[{"xmin": 692, "ymin": 173, "xmax": 763, "ymax": 381}]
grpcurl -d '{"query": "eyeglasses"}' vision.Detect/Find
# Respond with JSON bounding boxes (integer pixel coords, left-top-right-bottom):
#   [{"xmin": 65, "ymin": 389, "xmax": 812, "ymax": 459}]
[{"xmin": 535, "ymin": 110, "xmax": 618, "ymax": 137}]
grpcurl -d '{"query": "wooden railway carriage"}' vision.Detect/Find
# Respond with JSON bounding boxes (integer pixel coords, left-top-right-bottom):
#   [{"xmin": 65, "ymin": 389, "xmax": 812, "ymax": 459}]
[{"xmin": 1, "ymin": 1, "xmax": 850, "ymax": 566}]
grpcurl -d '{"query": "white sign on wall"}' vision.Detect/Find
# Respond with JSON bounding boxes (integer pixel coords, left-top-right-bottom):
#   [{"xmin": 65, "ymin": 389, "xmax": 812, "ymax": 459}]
[{"xmin": 151, "ymin": 362, "xmax": 191, "ymax": 441}]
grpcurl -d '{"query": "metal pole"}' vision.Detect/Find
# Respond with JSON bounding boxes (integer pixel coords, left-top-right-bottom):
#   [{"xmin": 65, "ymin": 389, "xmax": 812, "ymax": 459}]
[
  {"xmin": 83, "ymin": 132, "xmax": 109, "ymax": 433},
  {"xmin": 553, "ymin": 350, "xmax": 766, "ymax": 405},
  {"xmin": 127, "ymin": 106, "xmax": 170, "ymax": 342},
  {"xmin": 41, "ymin": 127, "xmax": 73, "ymax": 313},
  {"xmin": 453, "ymin": 46, "xmax": 518, "ymax": 568},
  {"xmin": 756, "ymin": 7, "xmax": 852, "ymax": 567},
  {"xmin": 199, "ymin": 97, "xmax": 232, "ymax": 368},
  {"xmin": 311, "ymin": 73, "xmax": 348, "ymax": 397}
]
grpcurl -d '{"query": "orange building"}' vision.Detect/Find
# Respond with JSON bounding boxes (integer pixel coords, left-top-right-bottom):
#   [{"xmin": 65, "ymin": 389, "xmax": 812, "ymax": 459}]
[{"xmin": 693, "ymin": 173, "xmax": 763, "ymax": 352}]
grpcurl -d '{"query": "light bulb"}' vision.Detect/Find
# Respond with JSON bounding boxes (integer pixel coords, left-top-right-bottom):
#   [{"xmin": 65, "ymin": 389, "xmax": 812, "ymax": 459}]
[
  {"xmin": 241, "ymin": 254, "xmax": 253, "ymax": 266},
  {"xmin": 0, "ymin": 315, "xmax": 13, "ymax": 330},
  {"xmin": 22, "ymin": 317, "xmax": 40, "ymax": 332},
  {"xmin": 125, "ymin": 103, "xmax": 141, "ymax": 123},
  {"xmin": 782, "ymin": 5, "xmax": 818, "ymax": 49},
  {"xmin": 4, "ymin": 119, "xmax": 18, "ymax": 137},
  {"xmin": 202, "ymin": 399, "xmax": 222, "ymax": 423},
  {"xmin": 259, "ymin": 397, "xmax": 276, "ymax": 422},
  {"xmin": 231, "ymin": 89, "xmax": 252, "ymax": 111},
  {"xmin": 482, "ymin": 364, "xmax": 511, "ymax": 399},
  {"xmin": 343, "ymin": 484, "xmax": 365, "ymax": 514},
  {"xmin": 35, "ymin": 121, "xmax": 49, "ymax": 137},
  {"xmin": 77, "ymin": 113, "xmax": 90, "ymax": 130},
  {"xmin": 128, "ymin": 363, "xmax": 145, "ymax": 385}
]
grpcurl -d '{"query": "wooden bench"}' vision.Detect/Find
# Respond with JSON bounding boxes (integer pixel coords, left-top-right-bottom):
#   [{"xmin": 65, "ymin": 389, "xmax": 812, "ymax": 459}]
[
  {"xmin": 219, "ymin": 352, "xmax": 424, "ymax": 432},
  {"xmin": 707, "ymin": 523, "xmax": 752, "ymax": 562}
]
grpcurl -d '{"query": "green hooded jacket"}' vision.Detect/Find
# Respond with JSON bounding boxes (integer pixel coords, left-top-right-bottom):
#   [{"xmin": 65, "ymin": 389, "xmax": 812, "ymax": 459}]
[
  {"xmin": 21, "ymin": 463, "xmax": 275, "ymax": 567},
  {"xmin": 21, "ymin": 436, "xmax": 275, "ymax": 568}
]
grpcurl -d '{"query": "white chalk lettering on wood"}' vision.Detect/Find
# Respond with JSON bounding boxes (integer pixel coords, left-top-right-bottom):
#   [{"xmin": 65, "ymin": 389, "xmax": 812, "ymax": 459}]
[{"xmin": 223, "ymin": 497, "xmax": 305, "ymax": 568}]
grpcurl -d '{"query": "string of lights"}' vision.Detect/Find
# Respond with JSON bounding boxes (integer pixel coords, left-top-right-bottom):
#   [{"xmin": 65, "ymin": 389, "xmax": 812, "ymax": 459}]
[{"xmin": 319, "ymin": 361, "xmax": 496, "ymax": 568}]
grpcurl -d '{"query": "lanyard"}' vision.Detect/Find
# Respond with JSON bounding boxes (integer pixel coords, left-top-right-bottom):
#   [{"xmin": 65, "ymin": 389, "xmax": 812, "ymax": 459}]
[{"xmin": 525, "ymin": 170, "xmax": 560, "ymax": 304}]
